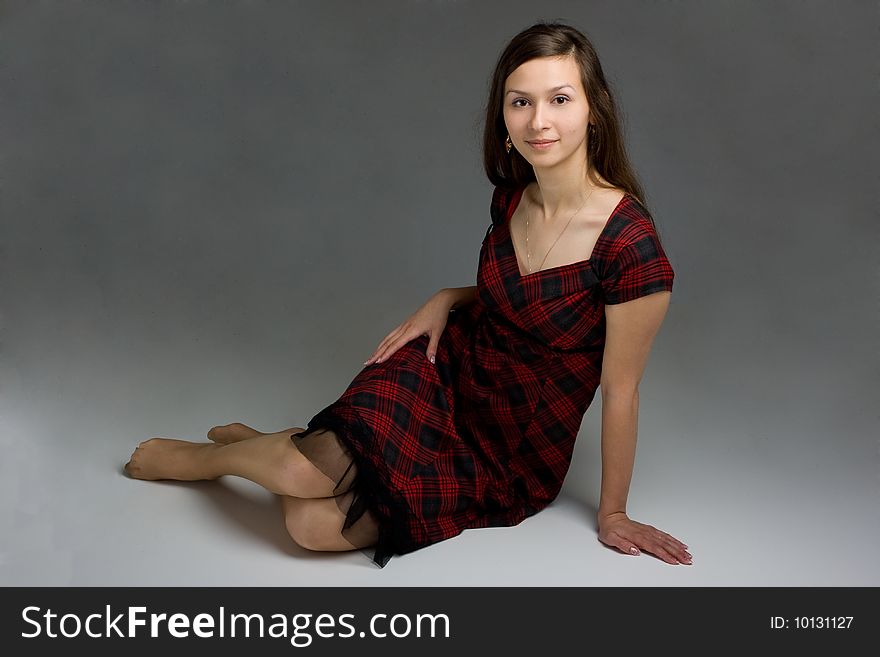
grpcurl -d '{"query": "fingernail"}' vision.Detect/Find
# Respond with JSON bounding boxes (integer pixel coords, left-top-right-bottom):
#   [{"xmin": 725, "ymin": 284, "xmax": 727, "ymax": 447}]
[
  {"xmin": 630, "ymin": 547, "xmax": 639, "ymax": 555},
  {"xmin": 429, "ymin": 355, "xmax": 435, "ymax": 364}
]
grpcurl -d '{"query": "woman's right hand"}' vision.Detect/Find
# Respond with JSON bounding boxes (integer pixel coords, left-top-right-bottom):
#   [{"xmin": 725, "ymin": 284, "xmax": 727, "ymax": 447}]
[{"xmin": 363, "ymin": 289, "xmax": 454, "ymax": 366}]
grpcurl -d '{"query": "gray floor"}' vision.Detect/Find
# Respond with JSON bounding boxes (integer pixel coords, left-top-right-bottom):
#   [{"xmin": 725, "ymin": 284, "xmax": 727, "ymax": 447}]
[{"xmin": 2, "ymin": 346, "xmax": 877, "ymax": 586}]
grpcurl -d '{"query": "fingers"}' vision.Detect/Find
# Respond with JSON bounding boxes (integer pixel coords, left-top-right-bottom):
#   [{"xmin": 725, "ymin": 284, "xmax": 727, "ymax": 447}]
[
  {"xmin": 364, "ymin": 322, "xmax": 442, "ymax": 366},
  {"xmin": 640, "ymin": 532, "xmax": 692, "ymax": 565},
  {"xmin": 601, "ymin": 531, "xmax": 643, "ymax": 560},
  {"xmin": 653, "ymin": 530, "xmax": 691, "ymax": 565},
  {"xmin": 426, "ymin": 336, "xmax": 439, "ymax": 364},
  {"xmin": 611, "ymin": 529, "xmax": 692, "ymax": 565},
  {"xmin": 364, "ymin": 325, "xmax": 408, "ymax": 365}
]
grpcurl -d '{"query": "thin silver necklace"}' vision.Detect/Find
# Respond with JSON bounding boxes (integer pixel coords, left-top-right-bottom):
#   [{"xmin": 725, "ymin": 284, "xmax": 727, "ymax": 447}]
[{"xmin": 525, "ymin": 186, "xmax": 595, "ymax": 274}]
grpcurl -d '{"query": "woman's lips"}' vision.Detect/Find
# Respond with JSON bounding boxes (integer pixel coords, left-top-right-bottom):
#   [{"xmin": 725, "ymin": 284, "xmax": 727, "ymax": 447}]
[{"xmin": 527, "ymin": 140, "xmax": 557, "ymax": 150}]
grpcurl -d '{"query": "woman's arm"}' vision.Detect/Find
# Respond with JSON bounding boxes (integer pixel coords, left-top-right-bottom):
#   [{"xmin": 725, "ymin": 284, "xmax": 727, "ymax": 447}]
[
  {"xmin": 596, "ymin": 291, "xmax": 691, "ymax": 565},
  {"xmin": 363, "ymin": 286, "xmax": 476, "ymax": 366},
  {"xmin": 597, "ymin": 290, "xmax": 669, "ymax": 520},
  {"xmin": 597, "ymin": 389, "xmax": 639, "ymax": 519},
  {"xmin": 440, "ymin": 285, "xmax": 477, "ymax": 311}
]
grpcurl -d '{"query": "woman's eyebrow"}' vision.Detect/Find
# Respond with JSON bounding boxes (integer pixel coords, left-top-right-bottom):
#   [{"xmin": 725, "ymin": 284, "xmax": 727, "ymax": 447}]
[{"xmin": 505, "ymin": 84, "xmax": 575, "ymax": 96}]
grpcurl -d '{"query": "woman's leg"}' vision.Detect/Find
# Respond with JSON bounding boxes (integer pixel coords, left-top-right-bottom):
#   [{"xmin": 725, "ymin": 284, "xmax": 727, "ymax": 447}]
[
  {"xmin": 124, "ymin": 429, "xmax": 340, "ymax": 498},
  {"xmin": 124, "ymin": 423, "xmax": 381, "ymax": 553},
  {"xmin": 206, "ymin": 422, "xmax": 288, "ymax": 444},
  {"xmin": 281, "ymin": 493, "xmax": 380, "ymax": 552}
]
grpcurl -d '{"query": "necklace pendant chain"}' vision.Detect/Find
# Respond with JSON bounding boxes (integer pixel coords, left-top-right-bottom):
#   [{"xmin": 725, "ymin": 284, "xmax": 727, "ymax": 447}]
[{"xmin": 526, "ymin": 186, "xmax": 595, "ymax": 274}]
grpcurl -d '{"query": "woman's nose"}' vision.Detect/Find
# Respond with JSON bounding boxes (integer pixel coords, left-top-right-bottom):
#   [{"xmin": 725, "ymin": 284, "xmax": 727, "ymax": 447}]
[{"xmin": 528, "ymin": 102, "xmax": 551, "ymax": 131}]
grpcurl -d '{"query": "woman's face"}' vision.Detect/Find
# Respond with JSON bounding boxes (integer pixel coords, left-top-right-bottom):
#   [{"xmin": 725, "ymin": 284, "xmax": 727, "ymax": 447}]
[{"xmin": 502, "ymin": 55, "xmax": 591, "ymax": 169}]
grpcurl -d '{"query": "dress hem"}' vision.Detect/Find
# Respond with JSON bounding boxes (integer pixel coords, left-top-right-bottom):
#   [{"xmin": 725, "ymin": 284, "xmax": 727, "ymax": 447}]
[{"xmin": 292, "ymin": 403, "xmax": 422, "ymax": 568}]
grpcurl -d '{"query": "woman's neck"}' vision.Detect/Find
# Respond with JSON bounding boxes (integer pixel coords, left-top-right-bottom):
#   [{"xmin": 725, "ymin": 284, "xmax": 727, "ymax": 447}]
[{"xmin": 529, "ymin": 167, "xmax": 605, "ymax": 224}]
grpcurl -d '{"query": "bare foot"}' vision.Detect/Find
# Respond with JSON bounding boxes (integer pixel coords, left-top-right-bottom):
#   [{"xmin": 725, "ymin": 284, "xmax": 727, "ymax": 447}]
[
  {"xmin": 124, "ymin": 438, "xmax": 221, "ymax": 481},
  {"xmin": 207, "ymin": 422, "xmax": 263, "ymax": 444}
]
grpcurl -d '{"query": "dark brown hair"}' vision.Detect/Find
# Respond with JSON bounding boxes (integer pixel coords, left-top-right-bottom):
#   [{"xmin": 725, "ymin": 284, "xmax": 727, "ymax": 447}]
[{"xmin": 482, "ymin": 21, "xmax": 651, "ymax": 213}]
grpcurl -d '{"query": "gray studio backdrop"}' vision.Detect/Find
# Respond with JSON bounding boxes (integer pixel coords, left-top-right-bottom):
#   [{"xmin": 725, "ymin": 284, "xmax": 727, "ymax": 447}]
[{"xmin": 1, "ymin": 1, "xmax": 876, "ymax": 585}]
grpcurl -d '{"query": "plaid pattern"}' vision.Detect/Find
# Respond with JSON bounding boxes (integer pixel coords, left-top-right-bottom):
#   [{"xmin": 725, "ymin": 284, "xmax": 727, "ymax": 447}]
[{"xmin": 298, "ymin": 185, "xmax": 674, "ymax": 566}]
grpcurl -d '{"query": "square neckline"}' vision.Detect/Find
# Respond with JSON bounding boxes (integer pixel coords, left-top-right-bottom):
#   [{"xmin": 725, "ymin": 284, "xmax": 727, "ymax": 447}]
[{"xmin": 501, "ymin": 185, "xmax": 630, "ymax": 280}]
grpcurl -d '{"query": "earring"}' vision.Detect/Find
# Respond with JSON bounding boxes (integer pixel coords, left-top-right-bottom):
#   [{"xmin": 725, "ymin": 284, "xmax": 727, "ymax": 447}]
[{"xmin": 505, "ymin": 135, "xmax": 512, "ymax": 154}]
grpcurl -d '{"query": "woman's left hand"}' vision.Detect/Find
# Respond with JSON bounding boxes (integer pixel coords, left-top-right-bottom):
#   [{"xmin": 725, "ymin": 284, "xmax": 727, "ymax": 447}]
[{"xmin": 598, "ymin": 512, "xmax": 692, "ymax": 565}]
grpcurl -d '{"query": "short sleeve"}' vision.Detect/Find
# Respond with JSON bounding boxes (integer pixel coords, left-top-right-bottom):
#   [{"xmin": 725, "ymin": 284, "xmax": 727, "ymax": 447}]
[
  {"xmin": 601, "ymin": 230, "xmax": 675, "ymax": 304},
  {"xmin": 489, "ymin": 185, "xmax": 515, "ymax": 226}
]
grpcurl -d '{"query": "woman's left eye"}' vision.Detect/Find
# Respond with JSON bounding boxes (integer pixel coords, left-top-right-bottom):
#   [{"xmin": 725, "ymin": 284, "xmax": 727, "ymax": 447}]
[{"xmin": 553, "ymin": 96, "xmax": 569, "ymax": 104}]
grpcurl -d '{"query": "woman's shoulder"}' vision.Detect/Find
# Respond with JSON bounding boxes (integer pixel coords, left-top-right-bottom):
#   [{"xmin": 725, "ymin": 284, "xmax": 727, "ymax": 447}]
[
  {"xmin": 604, "ymin": 192, "xmax": 659, "ymax": 250},
  {"xmin": 489, "ymin": 183, "xmax": 523, "ymax": 225}
]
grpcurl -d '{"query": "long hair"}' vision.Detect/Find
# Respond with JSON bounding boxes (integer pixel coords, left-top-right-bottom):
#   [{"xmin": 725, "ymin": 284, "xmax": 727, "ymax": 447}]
[{"xmin": 482, "ymin": 21, "xmax": 651, "ymax": 214}]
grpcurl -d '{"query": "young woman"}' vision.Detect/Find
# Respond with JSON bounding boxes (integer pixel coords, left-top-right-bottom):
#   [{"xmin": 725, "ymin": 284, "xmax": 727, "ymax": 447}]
[{"xmin": 125, "ymin": 21, "xmax": 692, "ymax": 569}]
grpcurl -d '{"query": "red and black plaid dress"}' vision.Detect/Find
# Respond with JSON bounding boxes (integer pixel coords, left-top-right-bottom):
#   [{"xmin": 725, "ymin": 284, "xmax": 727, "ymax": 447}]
[{"xmin": 291, "ymin": 184, "xmax": 675, "ymax": 567}]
